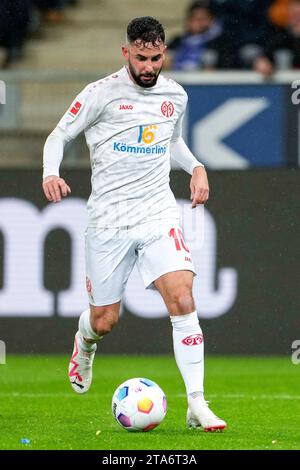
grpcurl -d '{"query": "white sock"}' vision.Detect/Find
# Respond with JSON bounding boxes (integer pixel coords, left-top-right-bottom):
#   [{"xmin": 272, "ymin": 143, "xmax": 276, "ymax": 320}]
[
  {"xmin": 78, "ymin": 309, "xmax": 101, "ymax": 352},
  {"xmin": 170, "ymin": 311, "xmax": 204, "ymax": 397}
]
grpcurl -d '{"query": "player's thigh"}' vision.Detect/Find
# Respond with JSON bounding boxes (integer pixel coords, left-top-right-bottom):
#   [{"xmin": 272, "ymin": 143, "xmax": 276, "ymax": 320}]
[
  {"xmin": 85, "ymin": 227, "xmax": 137, "ymax": 306},
  {"xmin": 154, "ymin": 270, "xmax": 194, "ymax": 301},
  {"xmin": 137, "ymin": 221, "xmax": 196, "ymax": 291}
]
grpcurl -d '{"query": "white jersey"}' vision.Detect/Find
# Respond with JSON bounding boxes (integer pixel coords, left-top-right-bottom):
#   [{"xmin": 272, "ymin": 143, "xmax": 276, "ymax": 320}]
[{"xmin": 56, "ymin": 66, "xmax": 188, "ymax": 227}]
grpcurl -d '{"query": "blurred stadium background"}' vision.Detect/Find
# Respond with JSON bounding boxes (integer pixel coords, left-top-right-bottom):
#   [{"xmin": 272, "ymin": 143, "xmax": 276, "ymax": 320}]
[{"xmin": 0, "ymin": 0, "xmax": 299, "ymax": 450}]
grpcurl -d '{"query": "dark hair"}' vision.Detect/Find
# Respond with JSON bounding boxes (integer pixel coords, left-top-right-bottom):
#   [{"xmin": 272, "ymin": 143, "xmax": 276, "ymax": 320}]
[
  {"xmin": 187, "ymin": 1, "xmax": 214, "ymax": 18},
  {"xmin": 127, "ymin": 16, "xmax": 165, "ymax": 46}
]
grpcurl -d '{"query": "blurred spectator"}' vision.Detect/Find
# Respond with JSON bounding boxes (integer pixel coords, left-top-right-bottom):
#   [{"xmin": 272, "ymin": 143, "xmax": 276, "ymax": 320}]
[
  {"xmin": 34, "ymin": 1, "xmax": 66, "ymax": 23},
  {"xmin": 210, "ymin": 0, "xmax": 273, "ymax": 46},
  {"xmin": 0, "ymin": 0, "xmax": 32, "ymax": 67},
  {"xmin": 255, "ymin": 0, "xmax": 300, "ymax": 76},
  {"xmin": 269, "ymin": 0, "xmax": 292, "ymax": 28},
  {"xmin": 209, "ymin": 0, "xmax": 273, "ymax": 68},
  {"xmin": 165, "ymin": 1, "xmax": 235, "ymax": 71},
  {"xmin": 0, "ymin": 0, "xmax": 79, "ymax": 68}
]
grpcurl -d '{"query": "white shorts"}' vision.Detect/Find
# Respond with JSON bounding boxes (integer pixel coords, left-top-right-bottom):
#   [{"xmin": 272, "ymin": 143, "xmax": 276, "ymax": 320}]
[{"xmin": 85, "ymin": 219, "xmax": 196, "ymax": 306}]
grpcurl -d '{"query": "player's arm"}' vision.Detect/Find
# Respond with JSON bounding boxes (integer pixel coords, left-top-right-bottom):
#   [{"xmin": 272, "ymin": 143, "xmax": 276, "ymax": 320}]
[
  {"xmin": 171, "ymin": 137, "xmax": 209, "ymax": 207},
  {"xmin": 42, "ymin": 84, "xmax": 101, "ymax": 203},
  {"xmin": 170, "ymin": 98, "xmax": 208, "ymax": 207},
  {"xmin": 43, "ymin": 128, "xmax": 72, "ymax": 203}
]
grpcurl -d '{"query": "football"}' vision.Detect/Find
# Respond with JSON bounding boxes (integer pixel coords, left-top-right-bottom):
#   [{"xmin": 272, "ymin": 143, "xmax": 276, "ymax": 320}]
[{"xmin": 112, "ymin": 377, "xmax": 167, "ymax": 432}]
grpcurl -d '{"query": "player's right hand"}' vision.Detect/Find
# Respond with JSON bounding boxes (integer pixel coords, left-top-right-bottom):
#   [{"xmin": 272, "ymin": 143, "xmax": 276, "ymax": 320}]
[{"xmin": 42, "ymin": 175, "xmax": 71, "ymax": 203}]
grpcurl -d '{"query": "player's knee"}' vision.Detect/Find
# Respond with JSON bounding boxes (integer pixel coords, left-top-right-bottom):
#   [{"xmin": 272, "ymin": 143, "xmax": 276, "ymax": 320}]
[
  {"xmin": 92, "ymin": 312, "xmax": 119, "ymax": 336},
  {"xmin": 169, "ymin": 290, "xmax": 194, "ymax": 314}
]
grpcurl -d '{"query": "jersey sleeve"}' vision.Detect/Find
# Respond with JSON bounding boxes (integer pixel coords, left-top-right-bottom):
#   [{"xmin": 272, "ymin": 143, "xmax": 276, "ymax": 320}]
[
  {"xmin": 170, "ymin": 90, "xmax": 204, "ymax": 174},
  {"xmin": 43, "ymin": 127, "xmax": 71, "ymax": 178},
  {"xmin": 43, "ymin": 83, "xmax": 105, "ymax": 178},
  {"xmin": 171, "ymin": 91, "xmax": 188, "ymax": 143},
  {"xmin": 56, "ymin": 84, "xmax": 104, "ymax": 139},
  {"xmin": 170, "ymin": 137, "xmax": 204, "ymax": 174}
]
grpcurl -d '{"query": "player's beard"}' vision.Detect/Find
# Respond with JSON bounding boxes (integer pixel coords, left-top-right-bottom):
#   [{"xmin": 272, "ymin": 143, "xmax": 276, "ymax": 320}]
[{"xmin": 128, "ymin": 62, "xmax": 161, "ymax": 88}]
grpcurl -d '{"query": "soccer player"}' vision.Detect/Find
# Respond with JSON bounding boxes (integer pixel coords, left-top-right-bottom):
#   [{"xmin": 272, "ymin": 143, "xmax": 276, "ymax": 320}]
[{"xmin": 42, "ymin": 16, "xmax": 226, "ymax": 432}]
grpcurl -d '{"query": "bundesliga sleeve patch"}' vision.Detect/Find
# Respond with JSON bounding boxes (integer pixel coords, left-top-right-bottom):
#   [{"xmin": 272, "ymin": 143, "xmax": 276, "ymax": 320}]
[{"xmin": 68, "ymin": 100, "xmax": 82, "ymax": 119}]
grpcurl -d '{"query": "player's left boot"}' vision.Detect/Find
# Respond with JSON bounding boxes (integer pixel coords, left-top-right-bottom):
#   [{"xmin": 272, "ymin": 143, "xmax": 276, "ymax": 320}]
[
  {"xmin": 68, "ymin": 331, "xmax": 96, "ymax": 394},
  {"xmin": 187, "ymin": 397, "xmax": 227, "ymax": 432}
]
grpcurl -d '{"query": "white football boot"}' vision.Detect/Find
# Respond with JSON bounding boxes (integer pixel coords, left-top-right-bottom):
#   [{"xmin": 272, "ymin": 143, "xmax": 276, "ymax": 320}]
[
  {"xmin": 187, "ymin": 397, "xmax": 227, "ymax": 432},
  {"xmin": 68, "ymin": 331, "xmax": 96, "ymax": 394}
]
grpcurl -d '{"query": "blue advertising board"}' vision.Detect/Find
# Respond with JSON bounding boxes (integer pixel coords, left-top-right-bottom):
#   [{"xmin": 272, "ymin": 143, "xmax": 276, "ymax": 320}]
[{"xmin": 184, "ymin": 85, "xmax": 284, "ymax": 168}]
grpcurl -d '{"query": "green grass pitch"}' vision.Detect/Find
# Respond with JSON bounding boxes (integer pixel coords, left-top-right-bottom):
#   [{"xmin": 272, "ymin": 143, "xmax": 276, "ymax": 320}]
[{"xmin": 1, "ymin": 355, "xmax": 299, "ymax": 450}]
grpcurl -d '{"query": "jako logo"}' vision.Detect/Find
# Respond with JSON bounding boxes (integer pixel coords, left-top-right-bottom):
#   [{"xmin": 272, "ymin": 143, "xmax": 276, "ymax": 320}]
[
  {"xmin": 119, "ymin": 104, "xmax": 133, "ymax": 110},
  {"xmin": 182, "ymin": 334, "xmax": 203, "ymax": 346},
  {"xmin": 138, "ymin": 125, "xmax": 157, "ymax": 144}
]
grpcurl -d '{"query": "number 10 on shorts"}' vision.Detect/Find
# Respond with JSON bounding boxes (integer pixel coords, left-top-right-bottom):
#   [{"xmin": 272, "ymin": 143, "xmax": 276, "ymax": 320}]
[{"xmin": 169, "ymin": 228, "xmax": 190, "ymax": 252}]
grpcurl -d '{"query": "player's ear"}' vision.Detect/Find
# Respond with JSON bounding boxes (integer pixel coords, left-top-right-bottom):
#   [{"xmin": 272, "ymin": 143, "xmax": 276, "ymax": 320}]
[{"xmin": 122, "ymin": 45, "xmax": 129, "ymax": 60}]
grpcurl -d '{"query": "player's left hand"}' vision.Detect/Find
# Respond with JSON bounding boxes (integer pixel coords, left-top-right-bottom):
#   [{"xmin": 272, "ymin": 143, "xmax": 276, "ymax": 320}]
[
  {"xmin": 190, "ymin": 166, "xmax": 209, "ymax": 208},
  {"xmin": 42, "ymin": 175, "xmax": 71, "ymax": 203}
]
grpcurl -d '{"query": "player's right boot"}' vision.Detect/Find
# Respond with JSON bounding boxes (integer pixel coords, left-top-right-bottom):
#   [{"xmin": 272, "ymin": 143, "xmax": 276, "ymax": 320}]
[
  {"xmin": 68, "ymin": 331, "xmax": 96, "ymax": 394},
  {"xmin": 187, "ymin": 397, "xmax": 227, "ymax": 432}
]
